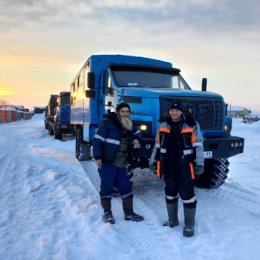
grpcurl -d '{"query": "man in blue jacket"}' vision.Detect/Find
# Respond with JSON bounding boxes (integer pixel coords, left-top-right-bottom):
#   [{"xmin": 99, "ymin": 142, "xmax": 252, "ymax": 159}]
[{"xmin": 93, "ymin": 102, "xmax": 144, "ymax": 224}]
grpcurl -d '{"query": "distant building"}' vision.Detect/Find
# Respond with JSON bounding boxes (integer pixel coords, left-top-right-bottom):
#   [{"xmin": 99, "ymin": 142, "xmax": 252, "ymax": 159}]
[
  {"xmin": 227, "ymin": 105, "xmax": 251, "ymax": 117},
  {"xmin": 33, "ymin": 106, "xmax": 46, "ymax": 114}
]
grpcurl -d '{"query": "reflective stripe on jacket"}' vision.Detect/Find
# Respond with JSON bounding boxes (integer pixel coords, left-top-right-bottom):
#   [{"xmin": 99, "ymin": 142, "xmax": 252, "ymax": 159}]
[{"xmin": 93, "ymin": 112, "xmax": 142, "ymax": 165}]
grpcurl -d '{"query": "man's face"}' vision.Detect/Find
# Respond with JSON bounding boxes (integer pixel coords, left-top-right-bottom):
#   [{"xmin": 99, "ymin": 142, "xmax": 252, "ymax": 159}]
[
  {"xmin": 169, "ymin": 108, "xmax": 183, "ymax": 122},
  {"xmin": 118, "ymin": 107, "xmax": 130, "ymax": 118}
]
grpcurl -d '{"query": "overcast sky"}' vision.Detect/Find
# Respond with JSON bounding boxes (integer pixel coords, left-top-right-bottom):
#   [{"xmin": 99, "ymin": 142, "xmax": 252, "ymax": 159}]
[{"xmin": 0, "ymin": 0, "xmax": 259, "ymax": 111}]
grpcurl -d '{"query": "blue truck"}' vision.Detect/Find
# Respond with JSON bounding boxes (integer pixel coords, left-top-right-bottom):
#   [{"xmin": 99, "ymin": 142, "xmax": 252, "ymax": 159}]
[
  {"xmin": 70, "ymin": 54, "xmax": 244, "ymax": 188},
  {"xmin": 45, "ymin": 91, "xmax": 74, "ymax": 140}
]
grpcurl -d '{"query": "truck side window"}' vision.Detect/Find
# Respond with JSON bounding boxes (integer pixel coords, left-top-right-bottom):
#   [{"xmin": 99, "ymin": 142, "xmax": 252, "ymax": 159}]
[
  {"xmin": 71, "ymin": 83, "xmax": 75, "ymax": 92},
  {"xmin": 77, "ymin": 73, "xmax": 84, "ymax": 94},
  {"xmin": 84, "ymin": 67, "xmax": 90, "ymax": 91}
]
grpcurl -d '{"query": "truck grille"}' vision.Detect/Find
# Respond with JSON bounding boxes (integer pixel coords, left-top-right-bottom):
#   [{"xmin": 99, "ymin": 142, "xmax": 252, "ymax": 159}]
[
  {"xmin": 123, "ymin": 96, "xmax": 142, "ymax": 104},
  {"xmin": 160, "ymin": 97, "xmax": 224, "ymax": 130}
]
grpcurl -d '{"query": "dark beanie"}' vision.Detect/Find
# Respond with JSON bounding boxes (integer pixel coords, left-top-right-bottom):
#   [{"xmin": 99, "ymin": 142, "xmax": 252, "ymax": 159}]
[
  {"xmin": 168, "ymin": 100, "xmax": 183, "ymax": 112},
  {"xmin": 116, "ymin": 102, "xmax": 131, "ymax": 112}
]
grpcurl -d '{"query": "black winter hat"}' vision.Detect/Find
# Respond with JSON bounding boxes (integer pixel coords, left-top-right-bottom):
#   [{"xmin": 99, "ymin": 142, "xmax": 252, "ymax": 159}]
[
  {"xmin": 116, "ymin": 102, "xmax": 131, "ymax": 112},
  {"xmin": 168, "ymin": 100, "xmax": 183, "ymax": 112}
]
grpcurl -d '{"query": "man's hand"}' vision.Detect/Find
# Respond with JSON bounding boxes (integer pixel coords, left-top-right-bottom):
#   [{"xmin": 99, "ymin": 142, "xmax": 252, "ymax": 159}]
[
  {"xmin": 96, "ymin": 159, "xmax": 102, "ymax": 169},
  {"xmin": 195, "ymin": 165, "xmax": 204, "ymax": 176},
  {"xmin": 132, "ymin": 139, "xmax": 141, "ymax": 149}
]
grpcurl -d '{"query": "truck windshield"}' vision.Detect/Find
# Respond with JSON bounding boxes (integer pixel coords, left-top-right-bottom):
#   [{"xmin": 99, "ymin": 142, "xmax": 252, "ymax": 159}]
[{"xmin": 111, "ymin": 69, "xmax": 190, "ymax": 90}]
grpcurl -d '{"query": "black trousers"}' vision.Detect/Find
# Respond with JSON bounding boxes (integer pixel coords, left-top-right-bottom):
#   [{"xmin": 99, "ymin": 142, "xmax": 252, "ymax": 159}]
[
  {"xmin": 163, "ymin": 153, "xmax": 196, "ymax": 206},
  {"xmin": 164, "ymin": 174, "xmax": 195, "ymax": 202}
]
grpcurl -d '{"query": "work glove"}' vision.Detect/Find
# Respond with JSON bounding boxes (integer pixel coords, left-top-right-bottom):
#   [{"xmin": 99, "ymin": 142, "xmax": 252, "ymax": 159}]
[{"xmin": 194, "ymin": 165, "xmax": 204, "ymax": 176}]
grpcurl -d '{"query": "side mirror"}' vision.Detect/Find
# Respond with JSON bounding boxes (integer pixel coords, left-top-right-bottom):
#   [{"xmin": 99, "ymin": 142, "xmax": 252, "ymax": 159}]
[
  {"xmin": 202, "ymin": 78, "xmax": 207, "ymax": 91},
  {"xmin": 85, "ymin": 89, "xmax": 96, "ymax": 98},
  {"xmin": 87, "ymin": 72, "xmax": 95, "ymax": 89}
]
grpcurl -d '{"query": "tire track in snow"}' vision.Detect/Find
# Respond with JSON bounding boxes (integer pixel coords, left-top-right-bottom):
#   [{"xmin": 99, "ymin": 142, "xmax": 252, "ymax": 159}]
[{"xmin": 199, "ymin": 181, "xmax": 260, "ymax": 217}]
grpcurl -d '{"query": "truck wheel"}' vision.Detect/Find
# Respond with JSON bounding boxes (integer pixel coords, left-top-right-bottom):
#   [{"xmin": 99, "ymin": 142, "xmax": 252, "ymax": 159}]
[
  {"xmin": 195, "ymin": 158, "xmax": 230, "ymax": 189},
  {"xmin": 75, "ymin": 127, "xmax": 91, "ymax": 161},
  {"xmin": 48, "ymin": 125, "xmax": 54, "ymax": 136},
  {"xmin": 54, "ymin": 127, "xmax": 62, "ymax": 140}
]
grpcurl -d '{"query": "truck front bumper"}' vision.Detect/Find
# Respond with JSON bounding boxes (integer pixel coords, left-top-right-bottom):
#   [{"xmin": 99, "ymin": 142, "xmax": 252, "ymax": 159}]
[
  {"xmin": 203, "ymin": 136, "xmax": 244, "ymax": 159},
  {"xmin": 134, "ymin": 136, "xmax": 245, "ymax": 161},
  {"xmin": 133, "ymin": 138, "xmax": 155, "ymax": 160}
]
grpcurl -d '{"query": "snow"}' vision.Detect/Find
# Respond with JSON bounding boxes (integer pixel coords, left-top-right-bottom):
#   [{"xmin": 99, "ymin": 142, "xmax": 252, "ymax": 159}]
[{"xmin": 1, "ymin": 114, "xmax": 260, "ymax": 260}]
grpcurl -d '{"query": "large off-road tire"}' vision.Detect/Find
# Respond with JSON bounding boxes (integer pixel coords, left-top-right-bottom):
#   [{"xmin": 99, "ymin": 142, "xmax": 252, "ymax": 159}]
[
  {"xmin": 44, "ymin": 120, "xmax": 48, "ymax": 130},
  {"xmin": 195, "ymin": 158, "xmax": 230, "ymax": 189},
  {"xmin": 75, "ymin": 127, "xmax": 91, "ymax": 161},
  {"xmin": 54, "ymin": 125, "xmax": 62, "ymax": 140},
  {"xmin": 48, "ymin": 125, "xmax": 54, "ymax": 136}
]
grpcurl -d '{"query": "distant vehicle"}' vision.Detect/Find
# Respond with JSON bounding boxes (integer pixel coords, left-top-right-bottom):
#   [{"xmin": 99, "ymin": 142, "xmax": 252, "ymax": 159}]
[
  {"xmin": 45, "ymin": 94, "xmax": 58, "ymax": 132},
  {"xmin": 70, "ymin": 54, "xmax": 244, "ymax": 188},
  {"xmin": 33, "ymin": 106, "xmax": 46, "ymax": 114},
  {"xmin": 243, "ymin": 113, "xmax": 260, "ymax": 123},
  {"xmin": 227, "ymin": 106, "xmax": 251, "ymax": 117},
  {"xmin": 45, "ymin": 92, "xmax": 74, "ymax": 140}
]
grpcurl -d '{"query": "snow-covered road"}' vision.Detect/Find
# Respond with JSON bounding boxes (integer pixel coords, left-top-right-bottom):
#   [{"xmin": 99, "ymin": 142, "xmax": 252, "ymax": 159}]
[{"xmin": 0, "ymin": 114, "xmax": 259, "ymax": 260}]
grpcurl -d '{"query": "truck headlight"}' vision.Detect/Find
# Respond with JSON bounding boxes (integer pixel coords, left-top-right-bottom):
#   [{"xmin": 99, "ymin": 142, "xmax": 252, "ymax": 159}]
[
  {"xmin": 224, "ymin": 116, "xmax": 232, "ymax": 137},
  {"xmin": 140, "ymin": 124, "xmax": 147, "ymax": 131},
  {"xmin": 134, "ymin": 121, "xmax": 152, "ymax": 136},
  {"xmin": 224, "ymin": 124, "xmax": 232, "ymax": 136}
]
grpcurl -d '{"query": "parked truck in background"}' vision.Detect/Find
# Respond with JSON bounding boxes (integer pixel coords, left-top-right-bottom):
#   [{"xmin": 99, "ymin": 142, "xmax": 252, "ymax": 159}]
[
  {"xmin": 70, "ymin": 54, "xmax": 244, "ymax": 189},
  {"xmin": 45, "ymin": 91, "xmax": 74, "ymax": 140},
  {"xmin": 44, "ymin": 94, "xmax": 58, "ymax": 132}
]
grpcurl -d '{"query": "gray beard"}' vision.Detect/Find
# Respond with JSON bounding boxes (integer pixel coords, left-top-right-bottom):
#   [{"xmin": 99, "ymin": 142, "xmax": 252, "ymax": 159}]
[{"xmin": 119, "ymin": 116, "xmax": 133, "ymax": 130}]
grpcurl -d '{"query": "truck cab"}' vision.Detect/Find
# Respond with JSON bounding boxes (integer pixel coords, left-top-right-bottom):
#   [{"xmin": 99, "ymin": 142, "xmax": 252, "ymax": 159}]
[{"xmin": 70, "ymin": 54, "xmax": 244, "ymax": 188}]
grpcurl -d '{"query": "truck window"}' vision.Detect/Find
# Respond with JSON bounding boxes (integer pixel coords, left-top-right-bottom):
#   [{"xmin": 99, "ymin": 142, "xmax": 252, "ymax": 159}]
[
  {"xmin": 77, "ymin": 73, "xmax": 84, "ymax": 94},
  {"xmin": 111, "ymin": 69, "xmax": 190, "ymax": 90},
  {"xmin": 84, "ymin": 66, "xmax": 90, "ymax": 91}
]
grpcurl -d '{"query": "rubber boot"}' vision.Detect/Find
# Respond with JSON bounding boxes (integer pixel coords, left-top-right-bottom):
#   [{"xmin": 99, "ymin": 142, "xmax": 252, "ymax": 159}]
[
  {"xmin": 183, "ymin": 205, "xmax": 196, "ymax": 237},
  {"xmin": 163, "ymin": 201, "xmax": 179, "ymax": 228},
  {"xmin": 101, "ymin": 199, "xmax": 115, "ymax": 224},
  {"xmin": 122, "ymin": 198, "xmax": 144, "ymax": 222}
]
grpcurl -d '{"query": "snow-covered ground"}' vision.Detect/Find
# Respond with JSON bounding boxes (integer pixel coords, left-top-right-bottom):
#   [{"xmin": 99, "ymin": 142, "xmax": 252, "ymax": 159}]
[{"xmin": 0, "ymin": 114, "xmax": 260, "ymax": 260}]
